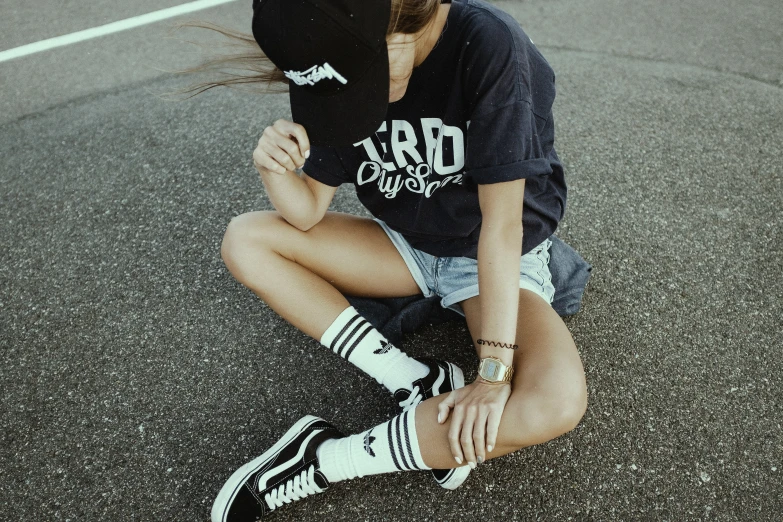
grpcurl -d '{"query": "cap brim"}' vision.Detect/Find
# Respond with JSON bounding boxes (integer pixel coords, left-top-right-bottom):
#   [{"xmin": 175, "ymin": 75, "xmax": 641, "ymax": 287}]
[{"xmin": 289, "ymin": 47, "xmax": 389, "ymax": 147}]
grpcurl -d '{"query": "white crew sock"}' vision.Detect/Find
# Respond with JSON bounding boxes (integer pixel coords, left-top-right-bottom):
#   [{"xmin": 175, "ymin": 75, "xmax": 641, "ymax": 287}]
[
  {"xmin": 317, "ymin": 407, "xmax": 431, "ymax": 482},
  {"xmin": 319, "ymin": 305, "xmax": 429, "ymax": 394}
]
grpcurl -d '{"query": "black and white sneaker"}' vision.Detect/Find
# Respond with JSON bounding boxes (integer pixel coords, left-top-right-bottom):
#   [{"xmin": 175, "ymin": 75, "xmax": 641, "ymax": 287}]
[
  {"xmin": 211, "ymin": 416, "xmax": 344, "ymax": 522},
  {"xmin": 393, "ymin": 358, "xmax": 471, "ymax": 490},
  {"xmin": 393, "ymin": 358, "xmax": 465, "ymax": 414}
]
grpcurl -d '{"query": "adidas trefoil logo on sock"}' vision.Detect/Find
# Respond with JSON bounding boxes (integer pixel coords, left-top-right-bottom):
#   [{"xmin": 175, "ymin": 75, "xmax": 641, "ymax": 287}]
[
  {"xmin": 373, "ymin": 340, "xmax": 393, "ymax": 355},
  {"xmin": 363, "ymin": 430, "xmax": 376, "ymax": 457}
]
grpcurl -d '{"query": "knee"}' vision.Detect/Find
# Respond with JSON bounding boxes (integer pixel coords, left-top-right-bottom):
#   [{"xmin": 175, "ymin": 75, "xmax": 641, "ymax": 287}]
[
  {"xmin": 548, "ymin": 379, "xmax": 588, "ymax": 435},
  {"xmin": 220, "ymin": 211, "xmax": 281, "ymax": 270},
  {"xmin": 507, "ymin": 377, "xmax": 587, "ymax": 446},
  {"xmin": 221, "ymin": 212, "xmax": 254, "ymax": 267}
]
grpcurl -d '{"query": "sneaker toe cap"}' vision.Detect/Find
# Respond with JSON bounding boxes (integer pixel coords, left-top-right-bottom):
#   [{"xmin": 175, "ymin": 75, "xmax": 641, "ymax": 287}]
[{"xmin": 213, "ymin": 484, "xmax": 265, "ymax": 522}]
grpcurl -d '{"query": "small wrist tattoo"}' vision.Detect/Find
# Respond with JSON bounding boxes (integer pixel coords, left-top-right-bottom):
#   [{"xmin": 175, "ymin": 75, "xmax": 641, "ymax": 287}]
[{"xmin": 477, "ymin": 338, "xmax": 518, "ymax": 350}]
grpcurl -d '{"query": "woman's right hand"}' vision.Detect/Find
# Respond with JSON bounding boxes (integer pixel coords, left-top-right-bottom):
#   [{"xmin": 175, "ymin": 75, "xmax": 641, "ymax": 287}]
[{"xmin": 253, "ymin": 119, "xmax": 311, "ymax": 176}]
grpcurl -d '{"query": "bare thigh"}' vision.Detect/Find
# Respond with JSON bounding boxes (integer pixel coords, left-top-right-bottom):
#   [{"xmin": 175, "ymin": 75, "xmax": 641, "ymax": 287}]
[{"xmin": 223, "ymin": 210, "xmax": 422, "ymax": 299}]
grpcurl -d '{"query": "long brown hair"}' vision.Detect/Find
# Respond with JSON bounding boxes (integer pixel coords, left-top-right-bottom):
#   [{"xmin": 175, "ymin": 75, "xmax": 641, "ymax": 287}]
[{"xmin": 162, "ymin": 0, "xmax": 441, "ymax": 99}]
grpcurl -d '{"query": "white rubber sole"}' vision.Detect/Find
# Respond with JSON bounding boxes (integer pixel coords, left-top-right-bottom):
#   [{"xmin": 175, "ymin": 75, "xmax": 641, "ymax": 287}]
[
  {"xmin": 437, "ymin": 464, "xmax": 472, "ymax": 490},
  {"xmin": 211, "ymin": 415, "xmax": 321, "ymax": 522}
]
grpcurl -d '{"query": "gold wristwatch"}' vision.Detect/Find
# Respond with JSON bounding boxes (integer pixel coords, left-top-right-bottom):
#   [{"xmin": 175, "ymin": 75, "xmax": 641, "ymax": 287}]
[{"xmin": 478, "ymin": 356, "xmax": 514, "ymax": 384}]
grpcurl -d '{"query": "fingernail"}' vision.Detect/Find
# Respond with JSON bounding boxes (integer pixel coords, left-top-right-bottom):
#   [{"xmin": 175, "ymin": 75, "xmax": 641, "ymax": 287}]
[
  {"xmin": 487, "ymin": 445, "xmax": 493, "ymax": 453},
  {"xmin": 305, "ymin": 150, "xmax": 310, "ymax": 158},
  {"xmin": 477, "ymin": 456, "xmax": 484, "ymax": 464},
  {"xmin": 454, "ymin": 456, "xmax": 462, "ymax": 465},
  {"xmin": 468, "ymin": 461, "xmax": 476, "ymax": 470},
  {"xmin": 437, "ymin": 413, "xmax": 443, "ymax": 423}
]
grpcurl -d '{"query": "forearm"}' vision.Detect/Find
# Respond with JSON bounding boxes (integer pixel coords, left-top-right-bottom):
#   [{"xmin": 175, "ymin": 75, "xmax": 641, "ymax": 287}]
[
  {"xmin": 475, "ymin": 221, "xmax": 523, "ymax": 367},
  {"xmin": 259, "ymin": 168, "xmax": 318, "ymax": 231}
]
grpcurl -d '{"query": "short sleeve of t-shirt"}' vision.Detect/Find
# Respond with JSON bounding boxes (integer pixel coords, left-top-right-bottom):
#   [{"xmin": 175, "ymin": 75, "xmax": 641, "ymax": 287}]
[
  {"xmin": 460, "ymin": 12, "xmax": 554, "ymax": 188},
  {"xmin": 302, "ymin": 144, "xmax": 351, "ymax": 187}
]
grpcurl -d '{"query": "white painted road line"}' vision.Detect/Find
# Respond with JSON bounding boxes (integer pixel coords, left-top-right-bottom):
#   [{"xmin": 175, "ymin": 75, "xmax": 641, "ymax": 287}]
[{"xmin": 0, "ymin": 0, "xmax": 239, "ymax": 63}]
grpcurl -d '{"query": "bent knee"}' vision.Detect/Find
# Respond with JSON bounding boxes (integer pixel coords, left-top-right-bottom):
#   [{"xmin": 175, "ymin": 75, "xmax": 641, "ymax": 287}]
[
  {"xmin": 533, "ymin": 384, "xmax": 586, "ymax": 438},
  {"xmin": 221, "ymin": 211, "xmax": 286, "ymax": 266},
  {"xmin": 551, "ymin": 382, "xmax": 588, "ymax": 434},
  {"xmin": 508, "ymin": 380, "xmax": 588, "ymax": 446}
]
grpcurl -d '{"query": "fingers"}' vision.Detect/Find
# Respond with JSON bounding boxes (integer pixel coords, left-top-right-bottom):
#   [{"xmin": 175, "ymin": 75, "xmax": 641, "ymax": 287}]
[
  {"xmin": 460, "ymin": 405, "xmax": 478, "ymax": 468},
  {"xmin": 274, "ymin": 119, "xmax": 311, "ymax": 161},
  {"xmin": 437, "ymin": 391, "xmax": 457, "ymax": 424},
  {"xmin": 270, "ymin": 124, "xmax": 306, "ymax": 168},
  {"xmin": 255, "ymin": 121, "xmax": 310, "ymax": 176},
  {"xmin": 486, "ymin": 407, "xmax": 502, "ymax": 454},
  {"xmin": 252, "ymin": 146, "xmax": 285, "ymax": 175},
  {"xmin": 473, "ymin": 408, "xmax": 489, "ymax": 464},
  {"xmin": 447, "ymin": 401, "xmax": 465, "ymax": 465},
  {"xmin": 444, "ymin": 384, "xmax": 510, "ymax": 468},
  {"xmin": 448, "ymin": 401, "xmax": 479, "ymax": 469},
  {"xmin": 260, "ymin": 137, "xmax": 298, "ymax": 173}
]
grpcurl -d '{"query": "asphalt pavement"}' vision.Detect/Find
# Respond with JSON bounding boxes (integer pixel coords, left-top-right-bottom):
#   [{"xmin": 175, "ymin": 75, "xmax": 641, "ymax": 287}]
[{"xmin": 1, "ymin": 0, "xmax": 782, "ymax": 520}]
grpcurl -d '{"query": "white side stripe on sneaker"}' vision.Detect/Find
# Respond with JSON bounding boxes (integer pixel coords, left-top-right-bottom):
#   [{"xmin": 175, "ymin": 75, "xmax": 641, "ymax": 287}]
[
  {"xmin": 256, "ymin": 430, "xmax": 321, "ymax": 491},
  {"xmin": 212, "ymin": 416, "xmax": 323, "ymax": 522},
  {"xmin": 432, "ymin": 366, "xmax": 446, "ymax": 395}
]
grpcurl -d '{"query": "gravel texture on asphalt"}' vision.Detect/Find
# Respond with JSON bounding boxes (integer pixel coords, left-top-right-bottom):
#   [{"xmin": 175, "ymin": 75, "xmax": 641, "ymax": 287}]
[{"xmin": 2, "ymin": 0, "xmax": 781, "ymax": 520}]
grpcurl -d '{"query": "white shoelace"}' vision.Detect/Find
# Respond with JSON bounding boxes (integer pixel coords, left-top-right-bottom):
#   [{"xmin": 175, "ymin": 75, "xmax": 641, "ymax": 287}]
[
  {"xmin": 398, "ymin": 385, "xmax": 424, "ymax": 411},
  {"xmin": 263, "ymin": 465, "xmax": 324, "ymax": 510}
]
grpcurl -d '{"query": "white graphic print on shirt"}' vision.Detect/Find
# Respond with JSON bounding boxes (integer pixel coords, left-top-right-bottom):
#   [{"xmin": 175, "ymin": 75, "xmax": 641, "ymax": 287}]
[{"xmin": 352, "ymin": 118, "xmax": 468, "ymax": 199}]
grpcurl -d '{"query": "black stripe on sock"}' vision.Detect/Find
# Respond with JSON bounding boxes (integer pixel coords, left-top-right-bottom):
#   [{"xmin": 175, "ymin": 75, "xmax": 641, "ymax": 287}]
[
  {"xmin": 394, "ymin": 414, "xmax": 412, "ymax": 471},
  {"xmin": 330, "ymin": 314, "xmax": 362, "ymax": 353},
  {"xmin": 337, "ymin": 320, "xmax": 369, "ymax": 359},
  {"xmin": 334, "ymin": 316, "xmax": 364, "ymax": 356},
  {"xmin": 387, "ymin": 416, "xmax": 403, "ymax": 471},
  {"xmin": 342, "ymin": 324, "xmax": 372, "ymax": 361},
  {"xmin": 401, "ymin": 411, "xmax": 421, "ymax": 470}
]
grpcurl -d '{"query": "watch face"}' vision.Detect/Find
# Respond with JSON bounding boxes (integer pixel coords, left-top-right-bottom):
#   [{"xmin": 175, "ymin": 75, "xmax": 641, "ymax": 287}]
[{"xmin": 483, "ymin": 360, "xmax": 500, "ymax": 380}]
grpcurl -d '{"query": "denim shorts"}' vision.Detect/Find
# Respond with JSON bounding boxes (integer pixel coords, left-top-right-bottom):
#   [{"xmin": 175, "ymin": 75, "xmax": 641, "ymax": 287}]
[{"xmin": 373, "ymin": 218, "xmax": 556, "ymax": 317}]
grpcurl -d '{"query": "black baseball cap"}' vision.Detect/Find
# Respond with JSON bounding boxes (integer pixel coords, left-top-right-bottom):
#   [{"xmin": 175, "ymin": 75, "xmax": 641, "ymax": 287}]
[{"xmin": 252, "ymin": 0, "xmax": 391, "ymax": 146}]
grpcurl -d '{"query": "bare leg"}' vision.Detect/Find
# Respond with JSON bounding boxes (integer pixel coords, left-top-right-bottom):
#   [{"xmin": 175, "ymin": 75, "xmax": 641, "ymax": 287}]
[
  {"xmin": 220, "ymin": 210, "xmax": 422, "ymax": 340},
  {"xmin": 414, "ymin": 288, "xmax": 588, "ymax": 469}
]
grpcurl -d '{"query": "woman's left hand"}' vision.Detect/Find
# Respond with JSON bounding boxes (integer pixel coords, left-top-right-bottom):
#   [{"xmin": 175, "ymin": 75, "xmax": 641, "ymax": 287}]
[{"xmin": 437, "ymin": 379, "xmax": 511, "ymax": 467}]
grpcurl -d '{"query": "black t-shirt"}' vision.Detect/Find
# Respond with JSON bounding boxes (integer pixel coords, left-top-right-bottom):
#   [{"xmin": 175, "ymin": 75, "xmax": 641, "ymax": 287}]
[{"xmin": 302, "ymin": 0, "xmax": 566, "ymax": 259}]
